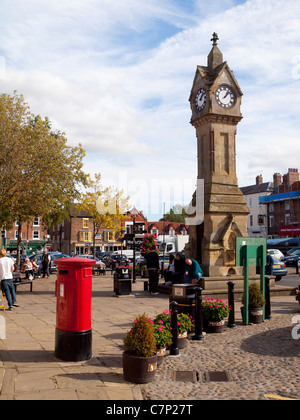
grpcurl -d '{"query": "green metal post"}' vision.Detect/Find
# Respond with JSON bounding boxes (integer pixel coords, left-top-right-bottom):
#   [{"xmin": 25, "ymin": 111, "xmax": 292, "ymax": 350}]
[
  {"xmin": 242, "ymin": 245, "xmax": 249, "ymax": 325},
  {"xmin": 258, "ymin": 245, "xmax": 266, "ymax": 321}
]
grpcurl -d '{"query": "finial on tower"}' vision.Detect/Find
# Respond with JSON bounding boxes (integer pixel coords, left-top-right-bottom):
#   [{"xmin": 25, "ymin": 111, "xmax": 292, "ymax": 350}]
[{"xmin": 211, "ymin": 32, "xmax": 219, "ymax": 46}]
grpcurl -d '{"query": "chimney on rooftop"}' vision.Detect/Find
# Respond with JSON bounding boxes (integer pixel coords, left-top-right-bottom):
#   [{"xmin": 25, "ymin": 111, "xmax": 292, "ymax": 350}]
[
  {"xmin": 256, "ymin": 175, "xmax": 263, "ymax": 185},
  {"xmin": 273, "ymin": 173, "xmax": 282, "ymax": 189}
]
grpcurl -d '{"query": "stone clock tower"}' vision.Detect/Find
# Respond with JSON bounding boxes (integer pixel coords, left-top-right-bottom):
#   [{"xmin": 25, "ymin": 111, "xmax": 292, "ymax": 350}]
[{"xmin": 188, "ymin": 33, "xmax": 249, "ymax": 278}]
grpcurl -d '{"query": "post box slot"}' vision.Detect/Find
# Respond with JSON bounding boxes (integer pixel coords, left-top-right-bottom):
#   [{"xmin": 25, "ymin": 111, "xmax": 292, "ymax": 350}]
[{"xmin": 59, "ymin": 270, "xmax": 69, "ymax": 275}]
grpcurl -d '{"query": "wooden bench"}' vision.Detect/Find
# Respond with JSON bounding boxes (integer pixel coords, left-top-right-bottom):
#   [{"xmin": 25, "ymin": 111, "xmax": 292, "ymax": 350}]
[{"xmin": 13, "ymin": 279, "xmax": 33, "ymax": 293}]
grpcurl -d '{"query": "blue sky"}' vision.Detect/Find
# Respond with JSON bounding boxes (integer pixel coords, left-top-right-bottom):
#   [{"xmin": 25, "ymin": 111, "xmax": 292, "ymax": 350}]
[{"xmin": 0, "ymin": 0, "xmax": 299, "ymax": 220}]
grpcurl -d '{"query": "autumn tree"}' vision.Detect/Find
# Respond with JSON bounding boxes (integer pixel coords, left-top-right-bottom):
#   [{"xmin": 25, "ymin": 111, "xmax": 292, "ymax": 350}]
[
  {"xmin": 0, "ymin": 92, "xmax": 88, "ymax": 263},
  {"xmin": 78, "ymin": 173, "xmax": 130, "ymax": 258}
]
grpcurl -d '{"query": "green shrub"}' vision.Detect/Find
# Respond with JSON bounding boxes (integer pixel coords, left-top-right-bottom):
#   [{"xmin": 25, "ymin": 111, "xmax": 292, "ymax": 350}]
[
  {"xmin": 124, "ymin": 314, "xmax": 156, "ymax": 357},
  {"xmin": 242, "ymin": 283, "xmax": 266, "ymax": 308}
]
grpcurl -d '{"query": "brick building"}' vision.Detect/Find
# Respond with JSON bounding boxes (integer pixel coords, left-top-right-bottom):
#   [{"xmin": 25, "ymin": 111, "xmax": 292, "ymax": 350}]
[
  {"xmin": 2, "ymin": 217, "xmax": 48, "ymax": 254},
  {"xmin": 240, "ymin": 175, "xmax": 273, "ymax": 238},
  {"xmin": 49, "ymin": 208, "xmax": 123, "ymax": 255},
  {"xmin": 260, "ymin": 168, "xmax": 300, "ymax": 237}
]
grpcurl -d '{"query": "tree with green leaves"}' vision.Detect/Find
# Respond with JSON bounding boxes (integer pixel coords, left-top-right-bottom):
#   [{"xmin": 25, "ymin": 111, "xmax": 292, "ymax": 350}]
[
  {"xmin": 0, "ymin": 91, "xmax": 88, "ymax": 263},
  {"xmin": 160, "ymin": 204, "xmax": 186, "ymax": 223}
]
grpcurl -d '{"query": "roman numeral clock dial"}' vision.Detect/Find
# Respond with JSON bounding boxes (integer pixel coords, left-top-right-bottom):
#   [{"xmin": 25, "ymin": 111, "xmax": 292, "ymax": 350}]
[{"xmin": 215, "ymin": 85, "xmax": 236, "ymax": 108}]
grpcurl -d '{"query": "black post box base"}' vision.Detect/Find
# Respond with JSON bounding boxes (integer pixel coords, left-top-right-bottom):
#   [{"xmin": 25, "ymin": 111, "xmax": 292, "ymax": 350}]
[{"xmin": 55, "ymin": 328, "xmax": 92, "ymax": 362}]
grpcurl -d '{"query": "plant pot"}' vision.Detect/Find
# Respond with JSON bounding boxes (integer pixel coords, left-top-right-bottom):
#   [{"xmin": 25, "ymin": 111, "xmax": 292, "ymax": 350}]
[
  {"xmin": 241, "ymin": 306, "xmax": 264, "ymax": 324},
  {"xmin": 123, "ymin": 351, "xmax": 157, "ymax": 384},
  {"xmin": 141, "ymin": 270, "xmax": 149, "ymax": 278},
  {"xmin": 156, "ymin": 347, "xmax": 166, "ymax": 366},
  {"xmin": 177, "ymin": 331, "xmax": 187, "ymax": 349},
  {"xmin": 203, "ymin": 319, "xmax": 225, "ymax": 333}
]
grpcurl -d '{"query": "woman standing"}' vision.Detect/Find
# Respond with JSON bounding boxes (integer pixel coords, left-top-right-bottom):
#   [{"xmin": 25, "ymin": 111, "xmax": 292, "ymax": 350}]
[{"xmin": 0, "ymin": 249, "xmax": 19, "ymax": 310}]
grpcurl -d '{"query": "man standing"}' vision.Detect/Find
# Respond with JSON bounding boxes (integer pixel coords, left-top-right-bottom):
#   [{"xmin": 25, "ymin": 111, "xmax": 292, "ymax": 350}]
[
  {"xmin": 146, "ymin": 245, "xmax": 160, "ymax": 296},
  {"xmin": 42, "ymin": 250, "xmax": 50, "ymax": 278},
  {"xmin": 0, "ymin": 249, "xmax": 19, "ymax": 310},
  {"xmin": 266, "ymin": 251, "xmax": 273, "ymax": 276}
]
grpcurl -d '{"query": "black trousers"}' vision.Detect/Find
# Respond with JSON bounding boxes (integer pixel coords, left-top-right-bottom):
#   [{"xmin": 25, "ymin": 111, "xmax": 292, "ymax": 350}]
[{"xmin": 148, "ymin": 269, "xmax": 159, "ymax": 293}]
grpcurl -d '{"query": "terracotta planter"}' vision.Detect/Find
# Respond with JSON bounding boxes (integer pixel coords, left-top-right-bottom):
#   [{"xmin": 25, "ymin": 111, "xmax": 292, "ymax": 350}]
[
  {"xmin": 204, "ymin": 319, "xmax": 225, "ymax": 333},
  {"xmin": 241, "ymin": 306, "xmax": 264, "ymax": 324},
  {"xmin": 123, "ymin": 351, "xmax": 157, "ymax": 384},
  {"xmin": 156, "ymin": 347, "xmax": 166, "ymax": 366}
]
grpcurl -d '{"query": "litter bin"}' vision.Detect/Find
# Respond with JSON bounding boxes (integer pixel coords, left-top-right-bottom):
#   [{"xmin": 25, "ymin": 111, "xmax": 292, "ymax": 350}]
[
  {"xmin": 114, "ymin": 266, "xmax": 132, "ymax": 296},
  {"xmin": 169, "ymin": 284, "xmax": 197, "ymax": 319},
  {"xmin": 54, "ymin": 257, "xmax": 95, "ymax": 362}
]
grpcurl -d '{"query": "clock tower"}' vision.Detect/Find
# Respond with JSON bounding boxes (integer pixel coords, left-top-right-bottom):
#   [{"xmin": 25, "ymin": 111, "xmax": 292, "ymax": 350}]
[{"xmin": 188, "ymin": 33, "xmax": 249, "ymax": 278}]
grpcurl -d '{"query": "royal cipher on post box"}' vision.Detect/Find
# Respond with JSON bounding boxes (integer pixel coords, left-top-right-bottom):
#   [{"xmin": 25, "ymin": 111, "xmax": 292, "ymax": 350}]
[{"xmin": 54, "ymin": 257, "xmax": 95, "ymax": 362}]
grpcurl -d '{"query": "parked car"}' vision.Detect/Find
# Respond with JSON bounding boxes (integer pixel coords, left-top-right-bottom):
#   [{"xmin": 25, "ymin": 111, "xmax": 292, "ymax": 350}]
[
  {"xmin": 271, "ymin": 257, "xmax": 288, "ymax": 281},
  {"xmin": 111, "ymin": 254, "xmax": 130, "ymax": 267},
  {"xmin": 159, "ymin": 255, "xmax": 170, "ymax": 270},
  {"xmin": 257, "ymin": 256, "xmax": 287, "ymax": 281},
  {"xmin": 268, "ymin": 249, "xmax": 284, "ymax": 260},
  {"xmin": 256, "ymin": 256, "xmax": 288, "ymax": 281},
  {"xmin": 76, "ymin": 255, "xmax": 106, "ymax": 270},
  {"xmin": 29, "ymin": 252, "xmax": 70, "ymax": 273},
  {"xmin": 51, "ymin": 254, "xmax": 70, "ymax": 272},
  {"xmin": 281, "ymin": 249, "xmax": 300, "ymax": 267},
  {"xmin": 136, "ymin": 256, "xmax": 146, "ymax": 266},
  {"xmin": 287, "ymin": 247, "xmax": 300, "ymax": 256}
]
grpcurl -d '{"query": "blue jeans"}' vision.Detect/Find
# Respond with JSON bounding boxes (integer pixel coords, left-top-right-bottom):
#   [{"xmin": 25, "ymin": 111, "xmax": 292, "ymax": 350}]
[
  {"xmin": 184, "ymin": 273, "xmax": 202, "ymax": 284},
  {"xmin": 1, "ymin": 279, "xmax": 17, "ymax": 308}
]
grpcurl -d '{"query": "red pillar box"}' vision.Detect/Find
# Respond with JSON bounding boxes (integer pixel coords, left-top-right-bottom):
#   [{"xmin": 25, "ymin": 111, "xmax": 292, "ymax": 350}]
[{"xmin": 54, "ymin": 257, "xmax": 95, "ymax": 362}]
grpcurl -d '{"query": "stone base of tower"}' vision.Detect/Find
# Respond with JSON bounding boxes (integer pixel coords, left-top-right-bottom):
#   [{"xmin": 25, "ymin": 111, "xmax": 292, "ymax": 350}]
[{"xmin": 198, "ymin": 274, "xmax": 275, "ymax": 293}]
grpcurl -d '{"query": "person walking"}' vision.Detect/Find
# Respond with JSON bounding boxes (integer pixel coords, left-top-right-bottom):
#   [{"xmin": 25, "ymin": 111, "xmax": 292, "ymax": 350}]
[
  {"xmin": 42, "ymin": 250, "xmax": 50, "ymax": 278},
  {"xmin": 146, "ymin": 245, "xmax": 160, "ymax": 295},
  {"xmin": 184, "ymin": 258, "xmax": 203, "ymax": 284},
  {"xmin": 0, "ymin": 249, "xmax": 19, "ymax": 310}
]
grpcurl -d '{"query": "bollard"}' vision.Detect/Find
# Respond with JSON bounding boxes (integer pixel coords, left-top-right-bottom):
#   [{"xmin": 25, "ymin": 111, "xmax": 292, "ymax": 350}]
[
  {"xmin": 192, "ymin": 287, "xmax": 204, "ymax": 341},
  {"xmin": 227, "ymin": 281, "xmax": 236, "ymax": 328},
  {"xmin": 265, "ymin": 276, "xmax": 272, "ymax": 320},
  {"xmin": 169, "ymin": 301, "xmax": 179, "ymax": 356}
]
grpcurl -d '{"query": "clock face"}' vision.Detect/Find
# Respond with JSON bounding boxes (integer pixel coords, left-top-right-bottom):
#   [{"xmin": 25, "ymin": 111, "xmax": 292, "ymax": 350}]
[
  {"xmin": 195, "ymin": 88, "xmax": 207, "ymax": 112},
  {"xmin": 215, "ymin": 85, "xmax": 236, "ymax": 108}
]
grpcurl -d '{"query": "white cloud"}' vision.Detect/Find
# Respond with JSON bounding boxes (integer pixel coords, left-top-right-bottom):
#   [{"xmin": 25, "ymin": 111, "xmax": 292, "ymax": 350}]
[{"xmin": 0, "ymin": 0, "xmax": 300, "ymax": 217}]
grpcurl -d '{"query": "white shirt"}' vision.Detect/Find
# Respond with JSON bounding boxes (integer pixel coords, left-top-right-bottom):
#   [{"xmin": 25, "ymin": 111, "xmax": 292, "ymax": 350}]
[
  {"xmin": 0, "ymin": 257, "xmax": 14, "ymax": 280},
  {"xmin": 168, "ymin": 261, "xmax": 175, "ymax": 273}
]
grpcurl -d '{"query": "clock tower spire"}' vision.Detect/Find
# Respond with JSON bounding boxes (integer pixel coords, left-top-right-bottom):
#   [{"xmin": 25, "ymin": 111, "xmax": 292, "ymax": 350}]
[
  {"xmin": 187, "ymin": 34, "xmax": 249, "ymax": 278},
  {"xmin": 208, "ymin": 32, "xmax": 223, "ymax": 70}
]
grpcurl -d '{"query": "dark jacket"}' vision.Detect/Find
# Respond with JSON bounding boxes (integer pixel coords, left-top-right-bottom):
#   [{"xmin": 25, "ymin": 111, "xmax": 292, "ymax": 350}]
[
  {"xmin": 174, "ymin": 255, "xmax": 185, "ymax": 273},
  {"xmin": 146, "ymin": 251, "xmax": 159, "ymax": 270}
]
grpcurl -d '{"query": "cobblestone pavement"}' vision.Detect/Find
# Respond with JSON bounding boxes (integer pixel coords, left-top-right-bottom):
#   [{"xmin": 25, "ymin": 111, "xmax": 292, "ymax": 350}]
[
  {"xmin": 144, "ymin": 313, "xmax": 300, "ymax": 400},
  {"xmin": 0, "ymin": 273, "xmax": 299, "ymax": 400}
]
